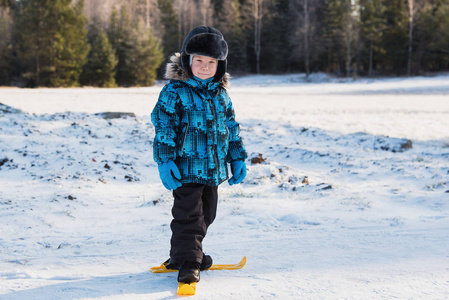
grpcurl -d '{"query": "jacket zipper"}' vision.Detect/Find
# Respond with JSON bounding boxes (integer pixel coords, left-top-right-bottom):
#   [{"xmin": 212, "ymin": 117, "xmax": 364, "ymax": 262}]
[
  {"xmin": 208, "ymin": 98, "xmax": 220, "ymax": 178},
  {"xmin": 180, "ymin": 117, "xmax": 190, "ymax": 155}
]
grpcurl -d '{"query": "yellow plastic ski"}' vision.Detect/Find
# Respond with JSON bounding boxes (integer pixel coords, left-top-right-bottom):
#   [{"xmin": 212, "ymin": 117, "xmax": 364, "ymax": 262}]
[
  {"xmin": 177, "ymin": 282, "xmax": 196, "ymax": 296},
  {"xmin": 207, "ymin": 256, "xmax": 246, "ymax": 271},
  {"xmin": 150, "ymin": 263, "xmax": 177, "ymax": 273},
  {"xmin": 150, "ymin": 256, "xmax": 247, "ymax": 273}
]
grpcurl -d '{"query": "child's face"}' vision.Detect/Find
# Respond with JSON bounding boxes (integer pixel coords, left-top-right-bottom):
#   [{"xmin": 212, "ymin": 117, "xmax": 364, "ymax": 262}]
[{"xmin": 191, "ymin": 55, "xmax": 218, "ymax": 80}]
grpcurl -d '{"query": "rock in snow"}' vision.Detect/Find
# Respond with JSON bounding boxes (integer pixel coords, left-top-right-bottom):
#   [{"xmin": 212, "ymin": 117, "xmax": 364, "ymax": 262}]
[
  {"xmin": 373, "ymin": 136, "xmax": 413, "ymax": 152},
  {"xmin": 95, "ymin": 112, "xmax": 136, "ymax": 119}
]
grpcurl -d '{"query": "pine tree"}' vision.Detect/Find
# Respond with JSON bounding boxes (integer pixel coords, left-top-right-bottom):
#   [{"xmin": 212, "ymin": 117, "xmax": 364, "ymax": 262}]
[
  {"xmin": 81, "ymin": 29, "xmax": 118, "ymax": 87},
  {"xmin": 50, "ymin": 0, "xmax": 90, "ymax": 87},
  {"xmin": 108, "ymin": 5, "xmax": 135, "ymax": 86},
  {"xmin": 108, "ymin": 5, "xmax": 163, "ymax": 86},
  {"xmin": 432, "ymin": 1, "xmax": 449, "ymax": 70},
  {"xmin": 108, "ymin": 6, "xmax": 120, "ymax": 48},
  {"xmin": 323, "ymin": 0, "xmax": 343, "ymax": 74},
  {"xmin": 158, "ymin": 0, "xmax": 180, "ymax": 60},
  {"xmin": 0, "ymin": 6, "xmax": 13, "ymax": 85},
  {"xmin": 432, "ymin": 0, "xmax": 449, "ymax": 69},
  {"xmin": 323, "ymin": 0, "xmax": 356, "ymax": 76},
  {"xmin": 379, "ymin": 0, "xmax": 408, "ymax": 74},
  {"xmin": 359, "ymin": 0, "xmax": 387, "ymax": 76},
  {"xmin": 415, "ymin": 0, "xmax": 449, "ymax": 72},
  {"xmin": 15, "ymin": 0, "xmax": 89, "ymax": 87},
  {"xmin": 260, "ymin": 0, "xmax": 293, "ymax": 74},
  {"xmin": 213, "ymin": 0, "xmax": 248, "ymax": 74},
  {"xmin": 129, "ymin": 20, "xmax": 164, "ymax": 86},
  {"xmin": 15, "ymin": 0, "xmax": 50, "ymax": 86}
]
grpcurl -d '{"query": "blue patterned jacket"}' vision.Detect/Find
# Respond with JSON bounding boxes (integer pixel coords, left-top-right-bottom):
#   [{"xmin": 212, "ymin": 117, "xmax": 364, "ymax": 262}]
[{"xmin": 151, "ymin": 54, "xmax": 247, "ymax": 186}]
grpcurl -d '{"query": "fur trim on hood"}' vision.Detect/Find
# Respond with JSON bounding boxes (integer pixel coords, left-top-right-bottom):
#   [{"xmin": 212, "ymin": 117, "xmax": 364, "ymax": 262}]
[{"xmin": 165, "ymin": 53, "xmax": 230, "ymax": 89}]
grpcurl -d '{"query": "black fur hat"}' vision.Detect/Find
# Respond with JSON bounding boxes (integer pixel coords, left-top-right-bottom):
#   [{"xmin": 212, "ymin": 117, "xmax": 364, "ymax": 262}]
[{"xmin": 180, "ymin": 26, "xmax": 228, "ymax": 82}]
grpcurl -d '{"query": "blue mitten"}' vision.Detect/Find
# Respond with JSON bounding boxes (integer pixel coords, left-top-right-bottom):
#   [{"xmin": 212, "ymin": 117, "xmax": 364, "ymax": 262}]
[
  {"xmin": 158, "ymin": 161, "xmax": 182, "ymax": 190},
  {"xmin": 228, "ymin": 160, "xmax": 246, "ymax": 186}
]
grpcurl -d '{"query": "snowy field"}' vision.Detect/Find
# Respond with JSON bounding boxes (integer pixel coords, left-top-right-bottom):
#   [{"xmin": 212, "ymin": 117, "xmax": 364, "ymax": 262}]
[{"xmin": 1, "ymin": 74, "xmax": 449, "ymax": 299}]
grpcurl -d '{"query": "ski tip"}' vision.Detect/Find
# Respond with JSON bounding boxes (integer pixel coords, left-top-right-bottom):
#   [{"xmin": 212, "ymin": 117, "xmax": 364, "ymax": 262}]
[
  {"xmin": 177, "ymin": 282, "xmax": 196, "ymax": 296},
  {"xmin": 149, "ymin": 263, "xmax": 167, "ymax": 273},
  {"xmin": 207, "ymin": 256, "xmax": 247, "ymax": 271},
  {"xmin": 237, "ymin": 256, "xmax": 247, "ymax": 268},
  {"xmin": 150, "ymin": 263, "xmax": 177, "ymax": 273}
]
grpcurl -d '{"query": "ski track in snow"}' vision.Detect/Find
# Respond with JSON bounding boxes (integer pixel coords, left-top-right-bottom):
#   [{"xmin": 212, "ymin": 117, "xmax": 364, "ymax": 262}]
[{"xmin": 1, "ymin": 74, "xmax": 449, "ymax": 299}]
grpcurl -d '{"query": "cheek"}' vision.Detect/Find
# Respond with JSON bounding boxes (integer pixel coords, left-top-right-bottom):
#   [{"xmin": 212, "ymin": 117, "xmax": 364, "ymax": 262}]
[{"xmin": 191, "ymin": 64, "xmax": 200, "ymax": 75}]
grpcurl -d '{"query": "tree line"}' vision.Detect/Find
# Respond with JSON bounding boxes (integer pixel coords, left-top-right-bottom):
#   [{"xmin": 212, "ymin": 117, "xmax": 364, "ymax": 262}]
[{"xmin": 1, "ymin": 0, "xmax": 449, "ymax": 87}]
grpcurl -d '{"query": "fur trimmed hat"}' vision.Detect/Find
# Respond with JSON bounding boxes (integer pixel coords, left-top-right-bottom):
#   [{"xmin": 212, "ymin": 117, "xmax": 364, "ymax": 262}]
[{"xmin": 180, "ymin": 26, "xmax": 228, "ymax": 82}]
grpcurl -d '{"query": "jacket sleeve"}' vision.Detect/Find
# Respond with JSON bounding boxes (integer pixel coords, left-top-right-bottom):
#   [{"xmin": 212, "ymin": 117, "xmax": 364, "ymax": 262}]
[
  {"xmin": 223, "ymin": 90, "xmax": 248, "ymax": 162},
  {"xmin": 151, "ymin": 84, "xmax": 180, "ymax": 165}
]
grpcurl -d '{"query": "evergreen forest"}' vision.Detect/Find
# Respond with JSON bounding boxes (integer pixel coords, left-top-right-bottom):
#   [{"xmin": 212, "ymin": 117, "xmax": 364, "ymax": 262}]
[{"xmin": 1, "ymin": 0, "xmax": 449, "ymax": 87}]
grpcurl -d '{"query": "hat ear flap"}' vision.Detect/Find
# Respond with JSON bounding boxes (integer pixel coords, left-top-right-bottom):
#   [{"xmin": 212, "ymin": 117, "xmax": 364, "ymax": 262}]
[
  {"xmin": 180, "ymin": 54, "xmax": 193, "ymax": 77},
  {"xmin": 213, "ymin": 59, "xmax": 227, "ymax": 83}
]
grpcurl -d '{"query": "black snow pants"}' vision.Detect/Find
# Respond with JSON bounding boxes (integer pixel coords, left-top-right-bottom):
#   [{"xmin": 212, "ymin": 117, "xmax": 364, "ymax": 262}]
[{"xmin": 170, "ymin": 183, "xmax": 218, "ymax": 266}]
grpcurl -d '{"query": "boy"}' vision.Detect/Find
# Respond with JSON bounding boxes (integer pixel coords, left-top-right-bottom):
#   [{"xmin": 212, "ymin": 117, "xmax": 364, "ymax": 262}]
[{"xmin": 151, "ymin": 26, "xmax": 247, "ymax": 283}]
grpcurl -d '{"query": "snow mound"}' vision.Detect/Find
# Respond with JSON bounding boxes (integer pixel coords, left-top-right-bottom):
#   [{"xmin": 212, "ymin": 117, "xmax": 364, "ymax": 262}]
[
  {"xmin": 1, "ymin": 80, "xmax": 449, "ymax": 299},
  {"xmin": 244, "ymin": 153, "xmax": 331, "ymax": 193},
  {"xmin": 0, "ymin": 102, "xmax": 22, "ymax": 114}
]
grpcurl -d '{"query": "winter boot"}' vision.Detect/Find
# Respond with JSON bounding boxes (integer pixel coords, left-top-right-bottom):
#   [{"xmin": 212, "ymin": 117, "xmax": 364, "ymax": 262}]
[
  {"xmin": 178, "ymin": 261, "xmax": 201, "ymax": 283},
  {"xmin": 163, "ymin": 258, "xmax": 179, "ymax": 270},
  {"xmin": 200, "ymin": 254, "xmax": 213, "ymax": 270}
]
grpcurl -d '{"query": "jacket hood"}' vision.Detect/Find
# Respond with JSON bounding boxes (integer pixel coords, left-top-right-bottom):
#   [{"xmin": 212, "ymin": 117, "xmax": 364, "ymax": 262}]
[{"xmin": 165, "ymin": 53, "xmax": 230, "ymax": 89}]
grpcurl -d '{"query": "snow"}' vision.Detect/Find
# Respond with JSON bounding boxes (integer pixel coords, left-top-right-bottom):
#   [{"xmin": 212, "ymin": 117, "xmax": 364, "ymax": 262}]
[{"xmin": 1, "ymin": 73, "xmax": 449, "ymax": 299}]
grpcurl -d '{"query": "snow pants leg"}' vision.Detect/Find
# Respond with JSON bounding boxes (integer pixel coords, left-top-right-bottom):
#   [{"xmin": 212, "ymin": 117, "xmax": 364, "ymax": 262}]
[{"xmin": 170, "ymin": 183, "xmax": 218, "ymax": 265}]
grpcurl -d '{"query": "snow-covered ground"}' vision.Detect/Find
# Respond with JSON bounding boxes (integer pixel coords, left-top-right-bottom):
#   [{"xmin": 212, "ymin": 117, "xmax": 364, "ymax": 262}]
[{"xmin": 1, "ymin": 74, "xmax": 448, "ymax": 299}]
